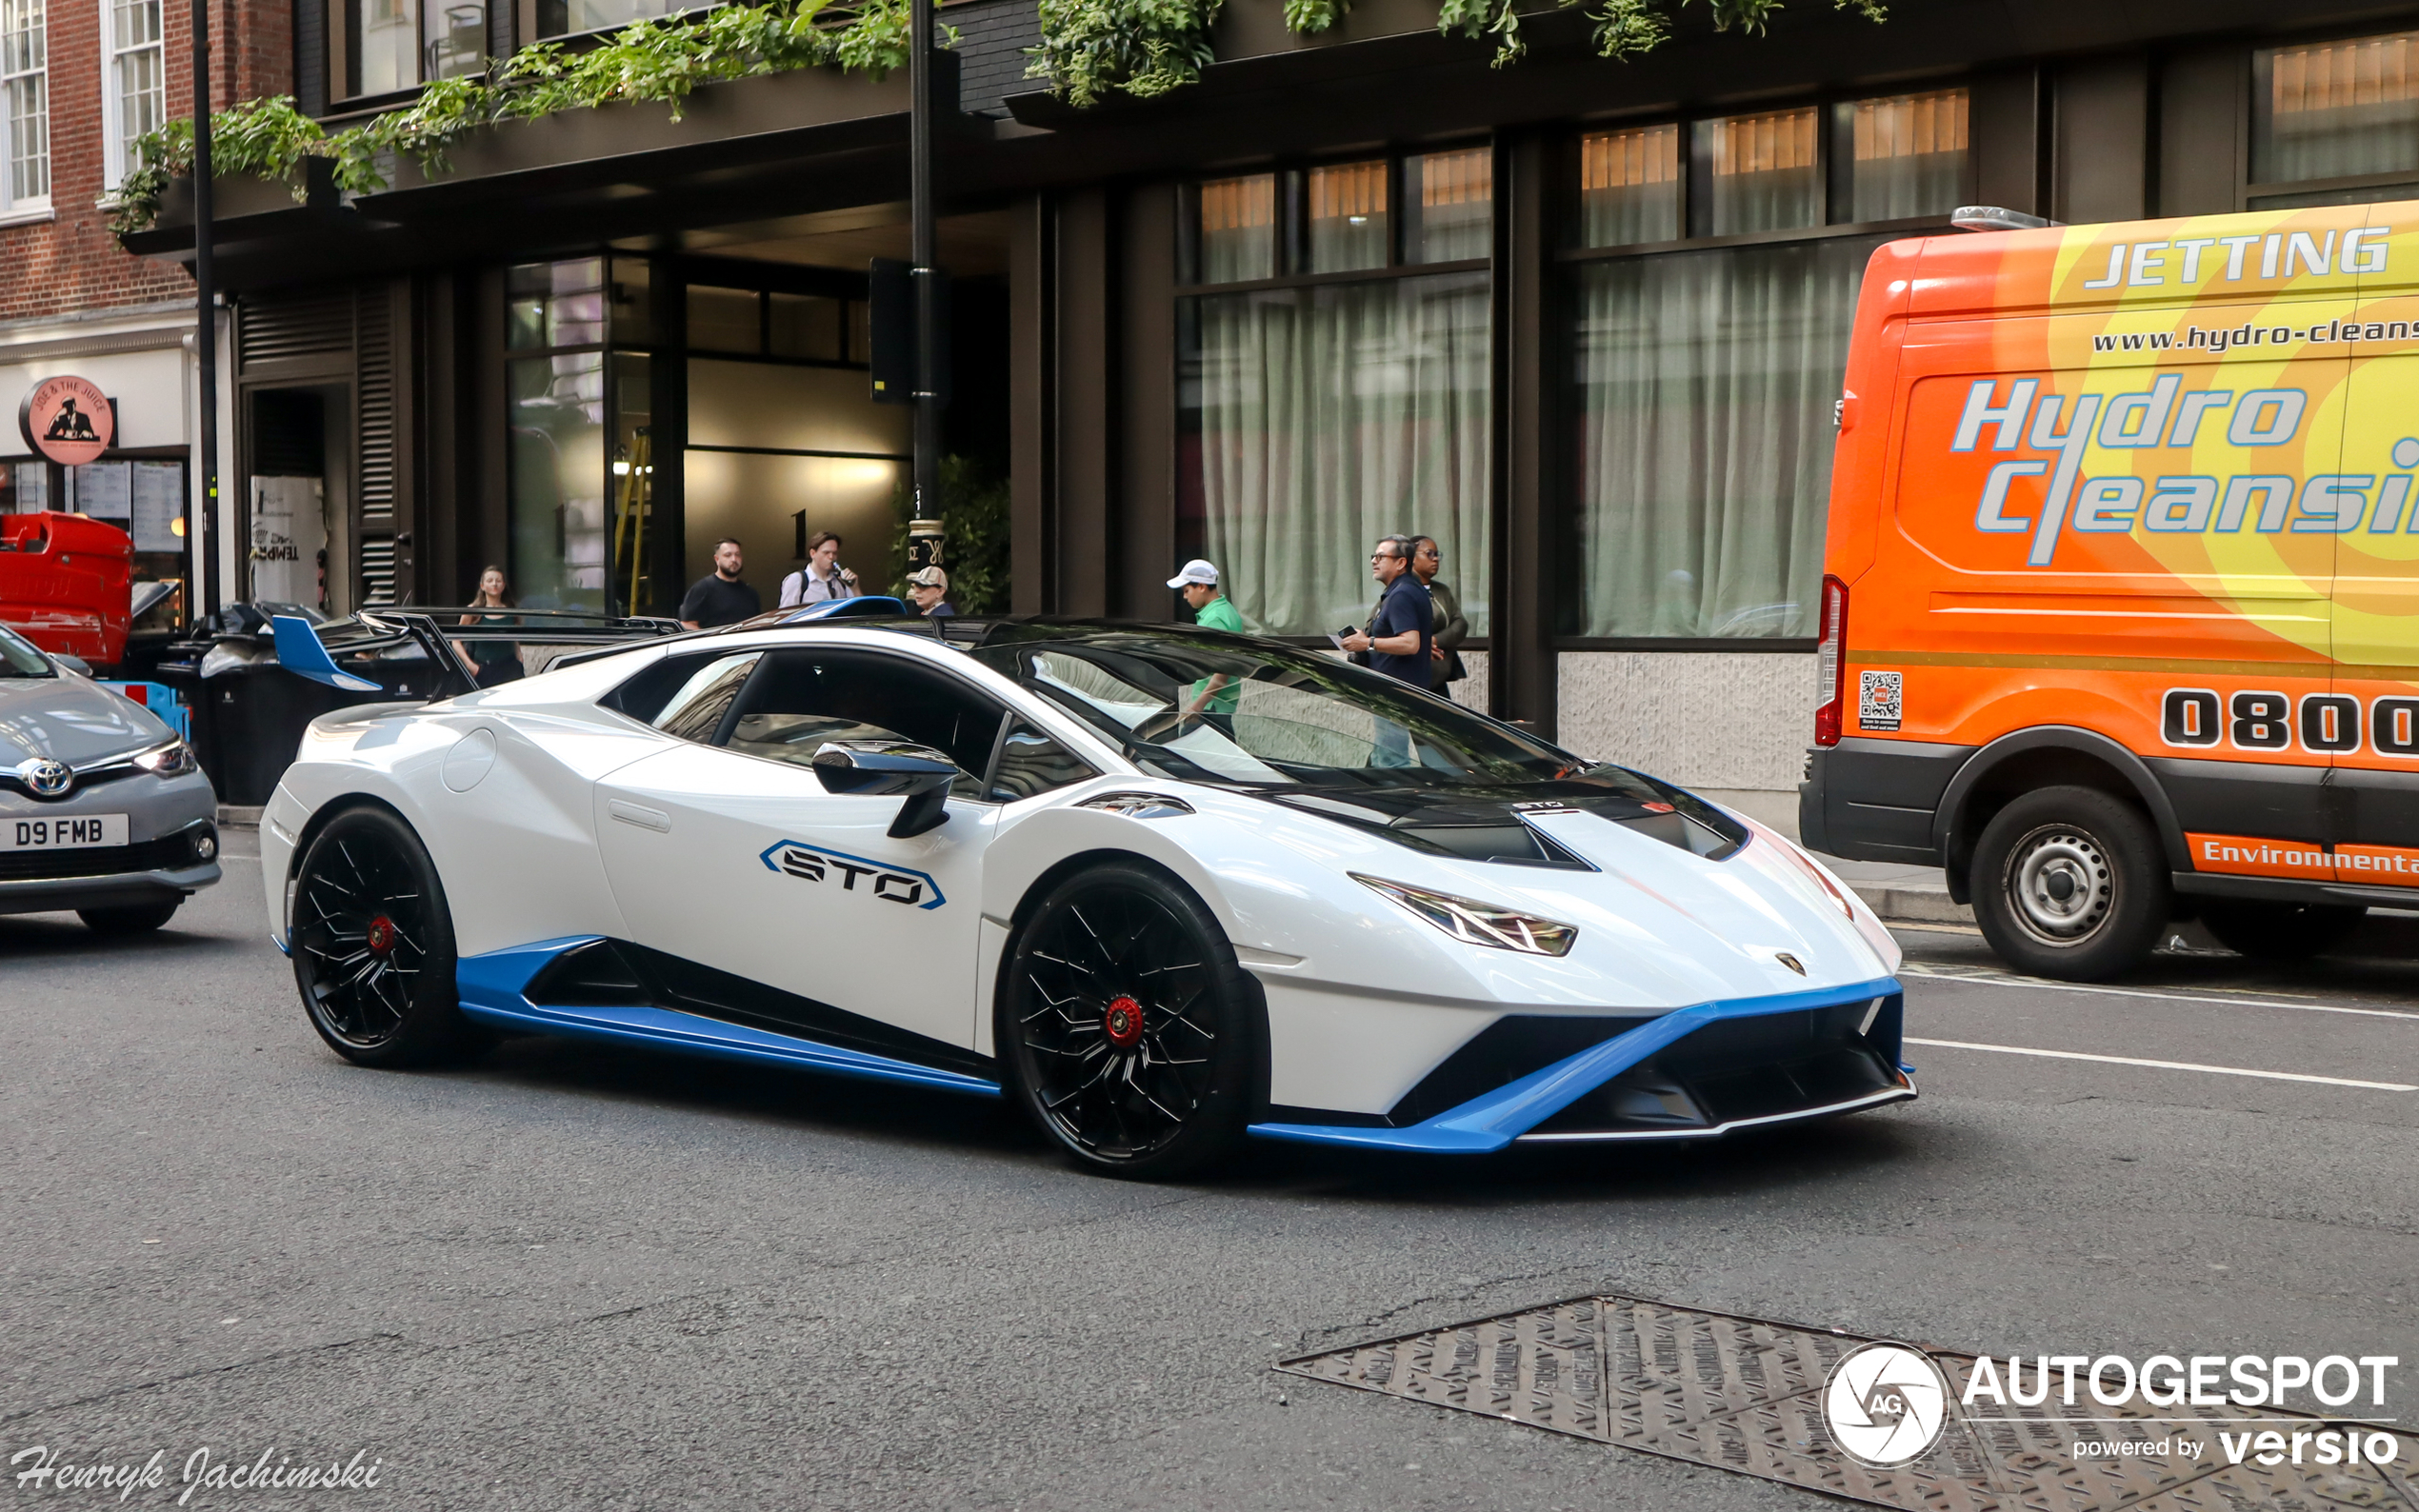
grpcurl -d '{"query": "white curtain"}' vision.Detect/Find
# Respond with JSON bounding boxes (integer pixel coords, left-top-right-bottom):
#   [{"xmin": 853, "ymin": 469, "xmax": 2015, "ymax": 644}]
[
  {"xmin": 1572, "ymin": 236, "xmax": 1883, "ymax": 638},
  {"xmin": 1189, "ymin": 271, "xmax": 1490, "ymax": 636}
]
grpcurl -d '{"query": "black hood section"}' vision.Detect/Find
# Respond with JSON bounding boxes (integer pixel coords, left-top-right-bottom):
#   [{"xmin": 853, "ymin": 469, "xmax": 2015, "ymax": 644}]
[{"xmin": 1254, "ymin": 768, "xmax": 1748, "ymax": 867}]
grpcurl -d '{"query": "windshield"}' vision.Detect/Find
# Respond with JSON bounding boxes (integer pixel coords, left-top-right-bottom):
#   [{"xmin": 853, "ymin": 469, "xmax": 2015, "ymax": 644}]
[
  {"xmin": 969, "ymin": 627, "xmax": 1578, "ymax": 789},
  {"xmin": 0, "ymin": 625, "xmax": 55, "ymax": 678}
]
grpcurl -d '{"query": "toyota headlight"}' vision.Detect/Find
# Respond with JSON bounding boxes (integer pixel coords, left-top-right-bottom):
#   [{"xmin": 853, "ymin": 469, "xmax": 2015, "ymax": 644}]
[
  {"xmin": 131, "ymin": 739, "xmax": 197, "ymax": 778},
  {"xmin": 1352, "ymin": 874, "xmax": 1578, "ymax": 957}
]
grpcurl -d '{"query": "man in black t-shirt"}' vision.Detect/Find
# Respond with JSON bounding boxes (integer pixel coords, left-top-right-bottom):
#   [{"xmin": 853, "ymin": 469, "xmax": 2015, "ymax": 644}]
[{"xmin": 680, "ymin": 537, "xmax": 761, "ymax": 628}]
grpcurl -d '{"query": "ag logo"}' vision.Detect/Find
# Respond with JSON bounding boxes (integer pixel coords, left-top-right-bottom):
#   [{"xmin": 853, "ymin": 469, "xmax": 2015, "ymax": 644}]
[
  {"xmin": 758, "ymin": 839, "xmax": 945, "ymax": 910},
  {"xmin": 1823, "ymin": 1342, "xmax": 1950, "ymax": 1468}
]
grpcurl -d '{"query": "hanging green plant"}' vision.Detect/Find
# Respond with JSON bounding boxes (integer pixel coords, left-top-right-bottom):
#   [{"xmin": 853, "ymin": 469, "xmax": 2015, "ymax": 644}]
[
  {"xmin": 109, "ymin": 0, "xmax": 934, "ymax": 235},
  {"xmin": 1024, "ymin": 0, "xmax": 1882, "ymax": 101}
]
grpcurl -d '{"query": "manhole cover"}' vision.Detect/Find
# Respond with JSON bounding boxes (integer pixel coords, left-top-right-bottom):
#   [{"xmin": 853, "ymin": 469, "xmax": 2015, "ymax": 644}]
[{"xmin": 1279, "ymin": 1294, "xmax": 2416, "ymax": 1511}]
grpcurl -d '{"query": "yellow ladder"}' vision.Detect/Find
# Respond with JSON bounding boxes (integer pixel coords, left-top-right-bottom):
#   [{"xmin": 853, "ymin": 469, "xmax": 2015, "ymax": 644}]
[{"xmin": 613, "ymin": 428, "xmax": 651, "ymax": 613}]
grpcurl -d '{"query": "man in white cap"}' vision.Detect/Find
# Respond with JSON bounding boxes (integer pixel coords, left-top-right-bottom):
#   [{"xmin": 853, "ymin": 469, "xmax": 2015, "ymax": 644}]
[
  {"xmin": 1168, "ymin": 559, "xmax": 1242, "ymax": 635},
  {"xmin": 906, "ymin": 565, "xmax": 956, "ymax": 618}
]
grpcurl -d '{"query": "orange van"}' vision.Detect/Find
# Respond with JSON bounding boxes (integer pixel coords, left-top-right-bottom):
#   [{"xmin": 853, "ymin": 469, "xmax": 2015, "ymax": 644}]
[{"xmin": 1802, "ymin": 204, "xmax": 2419, "ymax": 979}]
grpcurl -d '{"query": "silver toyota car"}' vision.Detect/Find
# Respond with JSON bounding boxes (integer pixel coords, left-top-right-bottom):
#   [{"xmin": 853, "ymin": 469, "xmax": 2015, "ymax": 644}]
[{"xmin": 0, "ymin": 624, "xmax": 219, "ymax": 932}]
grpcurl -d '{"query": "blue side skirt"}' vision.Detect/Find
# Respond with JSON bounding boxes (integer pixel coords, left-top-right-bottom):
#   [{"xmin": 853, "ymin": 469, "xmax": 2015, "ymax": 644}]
[
  {"xmin": 453, "ymin": 937, "xmax": 1002, "ymax": 1100},
  {"xmin": 1246, "ymin": 976, "xmax": 1908, "ymax": 1155}
]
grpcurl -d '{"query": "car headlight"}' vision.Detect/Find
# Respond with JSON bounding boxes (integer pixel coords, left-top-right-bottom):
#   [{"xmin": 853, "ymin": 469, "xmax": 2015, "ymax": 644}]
[
  {"xmin": 131, "ymin": 740, "xmax": 197, "ymax": 778},
  {"xmin": 1351, "ymin": 874, "xmax": 1578, "ymax": 957}
]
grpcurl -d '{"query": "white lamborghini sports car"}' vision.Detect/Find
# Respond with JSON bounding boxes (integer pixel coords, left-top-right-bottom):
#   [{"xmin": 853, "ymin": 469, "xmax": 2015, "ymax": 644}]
[{"xmin": 262, "ymin": 607, "xmax": 1911, "ymax": 1178}]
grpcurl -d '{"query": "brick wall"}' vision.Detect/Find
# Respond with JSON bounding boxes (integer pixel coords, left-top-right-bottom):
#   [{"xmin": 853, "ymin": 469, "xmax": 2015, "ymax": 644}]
[{"xmin": 0, "ymin": 0, "xmax": 291, "ymax": 327}]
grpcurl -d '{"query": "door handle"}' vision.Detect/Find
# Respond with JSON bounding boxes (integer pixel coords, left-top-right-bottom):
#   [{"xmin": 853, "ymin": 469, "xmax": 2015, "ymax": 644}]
[{"xmin": 608, "ymin": 800, "xmax": 670, "ymax": 833}]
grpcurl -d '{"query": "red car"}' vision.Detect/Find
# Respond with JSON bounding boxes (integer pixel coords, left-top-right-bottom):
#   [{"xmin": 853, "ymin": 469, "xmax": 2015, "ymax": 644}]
[{"xmin": 0, "ymin": 512, "xmax": 132, "ymax": 667}]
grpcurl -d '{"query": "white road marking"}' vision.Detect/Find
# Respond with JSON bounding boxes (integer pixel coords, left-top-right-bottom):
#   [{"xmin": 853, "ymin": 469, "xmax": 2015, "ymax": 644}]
[
  {"xmin": 1904, "ymin": 1037, "xmax": 2417, "ymax": 1092},
  {"xmin": 1899, "ymin": 964, "xmax": 2419, "ymax": 1023}
]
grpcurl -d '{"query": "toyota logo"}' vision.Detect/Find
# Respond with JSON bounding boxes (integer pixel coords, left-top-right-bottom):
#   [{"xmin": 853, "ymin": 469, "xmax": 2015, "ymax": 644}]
[{"xmin": 17, "ymin": 757, "xmax": 70, "ymax": 798}]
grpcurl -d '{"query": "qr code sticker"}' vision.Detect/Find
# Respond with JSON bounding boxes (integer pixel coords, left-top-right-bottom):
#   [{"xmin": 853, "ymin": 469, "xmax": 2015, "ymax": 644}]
[{"xmin": 1858, "ymin": 670, "xmax": 1903, "ymax": 732}]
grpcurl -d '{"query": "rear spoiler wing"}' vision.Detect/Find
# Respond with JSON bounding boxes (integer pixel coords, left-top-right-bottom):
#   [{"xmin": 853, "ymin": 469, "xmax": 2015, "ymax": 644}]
[{"xmin": 271, "ymin": 607, "xmax": 686, "ymax": 698}]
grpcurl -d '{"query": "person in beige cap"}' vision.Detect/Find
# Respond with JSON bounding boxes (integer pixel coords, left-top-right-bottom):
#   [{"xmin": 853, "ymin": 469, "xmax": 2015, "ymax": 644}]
[{"xmin": 906, "ymin": 565, "xmax": 956, "ymax": 617}]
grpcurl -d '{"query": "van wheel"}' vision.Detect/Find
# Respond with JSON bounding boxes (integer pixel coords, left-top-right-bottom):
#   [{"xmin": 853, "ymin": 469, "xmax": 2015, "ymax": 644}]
[
  {"xmin": 2197, "ymin": 900, "xmax": 2366, "ymax": 961},
  {"xmin": 1970, "ymin": 786, "xmax": 2169, "ymax": 982}
]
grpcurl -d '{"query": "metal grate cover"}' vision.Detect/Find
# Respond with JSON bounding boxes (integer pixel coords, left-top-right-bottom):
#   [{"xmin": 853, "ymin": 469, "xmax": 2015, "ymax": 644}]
[{"xmin": 1279, "ymin": 1294, "xmax": 2418, "ymax": 1511}]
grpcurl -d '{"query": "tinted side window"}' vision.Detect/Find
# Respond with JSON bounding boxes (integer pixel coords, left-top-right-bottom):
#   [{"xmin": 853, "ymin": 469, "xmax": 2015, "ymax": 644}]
[
  {"xmin": 652, "ymin": 653, "xmax": 762, "ymax": 743},
  {"xmin": 724, "ymin": 649, "xmax": 1007, "ymax": 798},
  {"xmin": 990, "ymin": 721, "xmax": 1096, "ymax": 801}
]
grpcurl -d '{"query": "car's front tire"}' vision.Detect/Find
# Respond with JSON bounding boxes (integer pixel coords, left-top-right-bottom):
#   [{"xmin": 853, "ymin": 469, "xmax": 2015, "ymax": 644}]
[
  {"xmin": 77, "ymin": 900, "xmax": 179, "ymax": 934},
  {"xmin": 1970, "ymin": 786, "xmax": 2170, "ymax": 982},
  {"xmin": 289, "ymin": 806, "xmax": 487, "ymax": 1067},
  {"xmin": 998, "ymin": 862, "xmax": 1255, "ymax": 1180}
]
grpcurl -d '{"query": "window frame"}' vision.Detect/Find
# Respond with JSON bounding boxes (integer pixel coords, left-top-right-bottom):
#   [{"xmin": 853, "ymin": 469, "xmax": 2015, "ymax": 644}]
[
  {"xmin": 97, "ymin": 0, "xmax": 159, "ymax": 191},
  {"xmin": 1176, "ymin": 141, "xmax": 1496, "ymax": 294},
  {"xmin": 330, "ymin": 0, "xmax": 490, "ymax": 109},
  {"xmin": 1560, "ymin": 86, "xmax": 1973, "ymax": 266},
  {"xmin": 0, "ymin": 0, "xmax": 50, "ymax": 221},
  {"xmin": 2245, "ymin": 24, "xmax": 2419, "ymax": 209},
  {"xmin": 1553, "ymin": 86, "xmax": 1971, "ymax": 651}
]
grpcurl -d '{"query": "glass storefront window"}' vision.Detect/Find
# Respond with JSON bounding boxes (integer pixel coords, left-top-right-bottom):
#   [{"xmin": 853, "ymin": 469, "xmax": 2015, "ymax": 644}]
[
  {"xmin": 509, "ymin": 351, "xmax": 607, "ymax": 610},
  {"xmin": 608, "ymin": 352, "xmax": 653, "ymax": 611},
  {"xmin": 1579, "ymin": 125, "xmax": 1680, "ymax": 248},
  {"xmin": 1565, "ymin": 234, "xmax": 1886, "ymax": 638},
  {"xmin": 1842, "ymin": 89, "xmax": 1967, "ymax": 221},
  {"xmin": 1405, "ymin": 148, "xmax": 1491, "ymax": 264},
  {"xmin": 1699, "ymin": 108, "xmax": 1821, "ymax": 235},
  {"xmin": 1179, "ymin": 270, "xmax": 1491, "ymax": 638},
  {"xmin": 2254, "ymin": 30, "xmax": 2419, "ymax": 186},
  {"xmin": 770, "ymin": 292, "xmax": 844, "ymax": 360},
  {"xmin": 507, "ymin": 259, "xmax": 606, "ymax": 350},
  {"xmin": 687, "ymin": 286, "xmax": 761, "ymax": 354},
  {"xmin": 1306, "ymin": 161, "xmax": 1389, "ymax": 273},
  {"xmin": 1195, "ymin": 173, "xmax": 1277, "ymax": 284},
  {"xmin": 609, "ymin": 259, "xmax": 656, "ymax": 346}
]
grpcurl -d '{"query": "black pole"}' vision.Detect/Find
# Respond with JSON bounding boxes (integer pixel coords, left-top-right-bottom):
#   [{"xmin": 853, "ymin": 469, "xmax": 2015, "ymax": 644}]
[
  {"xmin": 907, "ymin": 0, "xmax": 942, "ymax": 567},
  {"xmin": 191, "ymin": 0, "xmax": 220, "ymax": 624}
]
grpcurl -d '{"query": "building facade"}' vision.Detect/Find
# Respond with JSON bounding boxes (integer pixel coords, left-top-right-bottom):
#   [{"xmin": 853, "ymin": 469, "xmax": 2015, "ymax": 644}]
[
  {"xmin": 111, "ymin": 0, "xmax": 2419, "ymax": 813},
  {"xmin": 0, "ymin": 0, "xmax": 290, "ymax": 636}
]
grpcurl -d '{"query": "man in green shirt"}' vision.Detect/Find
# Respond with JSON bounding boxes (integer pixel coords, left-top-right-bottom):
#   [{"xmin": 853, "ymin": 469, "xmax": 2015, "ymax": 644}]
[{"xmin": 1170, "ymin": 558, "xmax": 1243, "ymax": 721}]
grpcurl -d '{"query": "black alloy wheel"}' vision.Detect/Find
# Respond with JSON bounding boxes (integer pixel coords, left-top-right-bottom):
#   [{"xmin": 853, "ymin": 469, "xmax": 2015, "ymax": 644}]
[
  {"xmin": 2197, "ymin": 899, "xmax": 2368, "ymax": 961},
  {"xmin": 1000, "ymin": 863, "xmax": 1254, "ymax": 1179},
  {"xmin": 1969, "ymin": 786, "xmax": 2170, "ymax": 982},
  {"xmin": 290, "ymin": 806, "xmax": 486, "ymax": 1067}
]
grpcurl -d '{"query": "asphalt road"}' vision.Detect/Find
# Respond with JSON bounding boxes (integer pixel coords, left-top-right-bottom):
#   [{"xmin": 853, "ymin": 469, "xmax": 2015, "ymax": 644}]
[{"xmin": 3, "ymin": 837, "xmax": 2413, "ymax": 1510}]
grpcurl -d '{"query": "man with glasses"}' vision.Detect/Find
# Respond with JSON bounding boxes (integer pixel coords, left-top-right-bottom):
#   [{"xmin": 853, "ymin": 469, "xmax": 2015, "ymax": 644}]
[{"xmin": 1342, "ymin": 535, "xmax": 1434, "ymax": 686}]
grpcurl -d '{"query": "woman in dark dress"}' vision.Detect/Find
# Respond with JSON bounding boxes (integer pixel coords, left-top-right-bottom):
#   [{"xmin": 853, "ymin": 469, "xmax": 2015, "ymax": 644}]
[{"xmin": 452, "ymin": 566, "xmax": 524, "ymax": 687}]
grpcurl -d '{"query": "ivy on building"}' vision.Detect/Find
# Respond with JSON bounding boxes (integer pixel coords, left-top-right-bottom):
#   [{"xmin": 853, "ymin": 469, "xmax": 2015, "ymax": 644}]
[
  {"xmin": 1030, "ymin": 0, "xmax": 1885, "ymax": 109},
  {"xmin": 110, "ymin": 0, "xmax": 1883, "ymax": 233},
  {"xmin": 110, "ymin": 0, "xmax": 931, "ymax": 233}
]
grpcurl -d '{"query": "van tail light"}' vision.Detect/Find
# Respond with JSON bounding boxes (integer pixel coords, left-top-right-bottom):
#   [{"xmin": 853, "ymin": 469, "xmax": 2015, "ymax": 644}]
[{"xmin": 1812, "ymin": 575, "xmax": 1849, "ymax": 747}]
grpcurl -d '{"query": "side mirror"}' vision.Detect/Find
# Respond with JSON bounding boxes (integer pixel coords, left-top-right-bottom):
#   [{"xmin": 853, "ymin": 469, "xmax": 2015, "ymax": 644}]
[
  {"xmin": 810, "ymin": 741, "xmax": 957, "ymax": 838},
  {"xmin": 49, "ymin": 653, "xmax": 92, "ymax": 677}
]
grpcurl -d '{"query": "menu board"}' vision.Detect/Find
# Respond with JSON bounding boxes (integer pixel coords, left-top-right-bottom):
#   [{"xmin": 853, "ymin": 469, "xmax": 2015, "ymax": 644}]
[
  {"xmin": 71, "ymin": 460, "xmax": 130, "ymax": 522},
  {"xmin": 130, "ymin": 461, "xmax": 186, "ymax": 551}
]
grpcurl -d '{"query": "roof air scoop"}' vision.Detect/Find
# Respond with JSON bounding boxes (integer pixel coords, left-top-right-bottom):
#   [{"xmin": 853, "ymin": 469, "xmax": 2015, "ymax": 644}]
[{"xmin": 1950, "ymin": 206, "xmax": 2059, "ymax": 232}]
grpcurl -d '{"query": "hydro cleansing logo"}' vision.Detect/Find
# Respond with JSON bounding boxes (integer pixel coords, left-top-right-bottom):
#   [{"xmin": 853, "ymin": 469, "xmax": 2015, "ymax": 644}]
[{"xmin": 1824, "ymin": 1343, "xmax": 1952, "ymax": 1468}]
